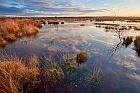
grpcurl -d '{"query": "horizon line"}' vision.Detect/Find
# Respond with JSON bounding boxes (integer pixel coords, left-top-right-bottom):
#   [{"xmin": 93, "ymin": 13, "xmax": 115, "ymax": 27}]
[{"xmin": 1, "ymin": 15, "xmax": 140, "ymax": 18}]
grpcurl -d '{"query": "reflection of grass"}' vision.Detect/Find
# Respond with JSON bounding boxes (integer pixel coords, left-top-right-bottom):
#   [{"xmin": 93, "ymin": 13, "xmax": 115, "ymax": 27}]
[
  {"xmin": 134, "ymin": 36, "xmax": 140, "ymax": 56},
  {"xmin": 90, "ymin": 62, "xmax": 102, "ymax": 86}
]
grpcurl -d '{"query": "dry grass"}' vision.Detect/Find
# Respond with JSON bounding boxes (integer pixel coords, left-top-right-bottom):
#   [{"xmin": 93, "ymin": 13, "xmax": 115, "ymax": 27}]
[
  {"xmin": 0, "ymin": 37, "xmax": 7, "ymax": 46},
  {"xmin": 0, "ymin": 53, "xmax": 103, "ymax": 93},
  {"xmin": 0, "ymin": 17, "xmax": 45, "ymax": 46},
  {"xmin": 2, "ymin": 19, "xmax": 20, "ymax": 33},
  {"xmin": 0, "ymin": 56, "xmax": 39, "ymax": 93},
  {"xmin": 0, "ymin": 67, "xmax": 18, "ymax": 93},
  {"xmin": 22, "ymin": 24, "xmax": 38, "ymax": 35},
  {"xmin": 88, "ymin": 62, "xmax": 102, "ymax": 87},
  {"xmin": 2, "ymin": 33, "xmax": 17, "ymax": 41}
]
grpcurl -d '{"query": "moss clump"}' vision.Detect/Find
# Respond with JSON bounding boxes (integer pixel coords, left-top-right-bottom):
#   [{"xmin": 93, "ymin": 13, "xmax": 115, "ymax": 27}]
[{"xmin": 76, "ymin": 52, "xmax": 88, "ymax": 64}]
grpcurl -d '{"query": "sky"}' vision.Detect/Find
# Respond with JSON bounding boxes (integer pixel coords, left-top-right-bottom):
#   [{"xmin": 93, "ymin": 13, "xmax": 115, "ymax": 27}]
[{"xmin": 0, "ymin": 0, "xmax": 140, "ymax": 16}]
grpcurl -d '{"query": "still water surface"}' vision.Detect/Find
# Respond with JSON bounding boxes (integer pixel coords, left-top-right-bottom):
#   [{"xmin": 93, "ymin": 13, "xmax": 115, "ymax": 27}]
[{"xmin": 0, "ymin": 21, "xmax": 140, "ymax": 93}]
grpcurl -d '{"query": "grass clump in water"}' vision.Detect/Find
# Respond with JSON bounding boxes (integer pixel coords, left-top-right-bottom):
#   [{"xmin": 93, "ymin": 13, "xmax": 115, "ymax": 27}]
[
  {"xmin": 122, "ymin": 36, "xmax": 133, "ymax": 47},
  {"xmin": 0, "ymin": 52, "xmax": 103, "ymax": 93},
  {"xmin": 134, "ymin": 36, "xmax": 140, "ymax": 57},
  {"xmin": 76, "ymin": 52, "xmax": 88, "ymax": 64}
]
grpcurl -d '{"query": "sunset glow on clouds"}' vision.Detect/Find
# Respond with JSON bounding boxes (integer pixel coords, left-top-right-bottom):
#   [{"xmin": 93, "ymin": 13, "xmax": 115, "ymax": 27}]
[{"xmin": 0, "ymin": 0, "xmax": 140, "ymax": 16}]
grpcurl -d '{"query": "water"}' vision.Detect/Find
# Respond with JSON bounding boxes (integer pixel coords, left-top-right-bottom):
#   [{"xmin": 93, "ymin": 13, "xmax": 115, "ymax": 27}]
[{"xmin": 0, "ymin": 21, "xmax": 140, "ymax": 93}]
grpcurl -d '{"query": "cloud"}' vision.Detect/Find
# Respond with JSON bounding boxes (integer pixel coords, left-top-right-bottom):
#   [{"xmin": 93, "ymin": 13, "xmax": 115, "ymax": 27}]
[
  {"xmin": 0, "ymin": 5, "xmax": 23, "ymax": 14},
  {"xmin": 0, "ymin": 0, "xmax": 108, "ymax": 16},
  {"xmin": 127, "ymin": 73, "xmax": 140, "ymax": 82},
  {"xmin": 117, "ymin": 61, "xmax": 138, "ymax": 70}
]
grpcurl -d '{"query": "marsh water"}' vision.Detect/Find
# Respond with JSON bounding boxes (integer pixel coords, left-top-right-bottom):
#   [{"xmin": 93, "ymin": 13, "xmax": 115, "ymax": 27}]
[{"xmin": 0, "ymin": 20, "xmax": 140, "ymax": 93}]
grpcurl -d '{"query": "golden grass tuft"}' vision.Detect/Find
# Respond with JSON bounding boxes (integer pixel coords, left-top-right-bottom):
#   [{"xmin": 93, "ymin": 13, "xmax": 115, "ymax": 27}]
[
  {"xmin": 0, "ymin": 67, "xmax": 18, "ymax": 93},
  {"xmin": 0, "ymin": 37, "xmax": 7, "ymax": 46},
  {"xmin": 0, "ymin": 18, "xmax": 45, "ymax": 46},
  {"xmin": 3, "ymin": 33, "xmax": 17, "ymax": 41},
  {"xmin": 3, "ymin": 19, "xmax": 20, "ymax": 33},
  {"xmin": 0, "ymin": 56, "xmax": 39, "ymax": 93},
  {"xmin": 22, "ymin": 24, "xmax": 38, "ymax": 35}
]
